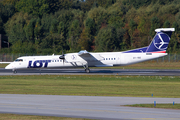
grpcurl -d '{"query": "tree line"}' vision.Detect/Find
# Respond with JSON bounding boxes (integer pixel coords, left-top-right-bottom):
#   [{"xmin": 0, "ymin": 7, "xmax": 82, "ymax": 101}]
[{"xmin": 0, "ymin": 0, "xmax": 180, "ymax": 54}]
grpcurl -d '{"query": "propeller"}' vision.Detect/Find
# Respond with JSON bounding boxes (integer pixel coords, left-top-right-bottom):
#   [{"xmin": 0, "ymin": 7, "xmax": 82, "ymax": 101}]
[{"xmin": 59, "ymin": 50, "xmax": 65, "ymax": 64}]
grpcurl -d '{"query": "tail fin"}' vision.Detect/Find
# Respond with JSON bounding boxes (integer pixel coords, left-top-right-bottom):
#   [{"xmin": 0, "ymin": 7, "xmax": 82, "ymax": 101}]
[{"xmin": 146, "ymin": 28, "xmax": 175, "ymax": 53}]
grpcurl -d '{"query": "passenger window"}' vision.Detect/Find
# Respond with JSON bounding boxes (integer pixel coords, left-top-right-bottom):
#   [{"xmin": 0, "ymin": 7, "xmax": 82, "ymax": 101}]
[
  {"xmin": 106, "ymin": 58, "xmax": 108, "ymax": 60},
  {"xmin": 111, "ymin": 58, "xmax": 113, "ymax": 60}
]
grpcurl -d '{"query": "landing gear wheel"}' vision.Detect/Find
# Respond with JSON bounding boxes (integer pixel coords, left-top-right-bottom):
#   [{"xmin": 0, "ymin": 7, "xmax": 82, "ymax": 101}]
[
  {"xmin": 85, "ymin": 68, "xmax": 90, "ymax": 73},
  {"xmin": 83, "ymin": 64, "xmax": 90, "ymax": 73},
  {"xmin": 13, "ymin": 70, "xmax": 17, "ymax": 74}
]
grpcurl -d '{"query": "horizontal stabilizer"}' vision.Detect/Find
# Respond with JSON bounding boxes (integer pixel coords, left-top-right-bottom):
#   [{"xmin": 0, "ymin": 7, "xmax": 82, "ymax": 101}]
[{"xmin": 155, "ymin": 28, "xmax": 175, "ymax": 32}]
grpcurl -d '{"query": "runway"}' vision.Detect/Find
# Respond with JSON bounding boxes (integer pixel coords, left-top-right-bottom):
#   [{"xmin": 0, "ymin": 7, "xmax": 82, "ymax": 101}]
[
  {"xmin": 0, "ymin": 68, "xmax": 180, "ymax": 76},
  {"xmin": 0, "ymin": 94, "xmax": 180, "ymax": 120}
]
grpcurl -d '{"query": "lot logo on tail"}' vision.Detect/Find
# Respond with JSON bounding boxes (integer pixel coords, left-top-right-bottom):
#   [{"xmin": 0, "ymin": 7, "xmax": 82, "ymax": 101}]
[{"xmin": 153, "ymin": 32, "xmax": 170, "ymax": 51}]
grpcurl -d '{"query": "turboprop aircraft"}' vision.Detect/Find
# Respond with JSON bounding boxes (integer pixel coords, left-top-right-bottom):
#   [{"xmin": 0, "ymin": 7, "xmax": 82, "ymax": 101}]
[{"xmin": 5, "ymin": 28, "xmax": 175, "ymax": 73}]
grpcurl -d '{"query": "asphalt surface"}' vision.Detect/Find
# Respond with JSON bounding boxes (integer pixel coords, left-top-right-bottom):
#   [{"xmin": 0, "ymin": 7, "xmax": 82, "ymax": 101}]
[
  {"xmin": 0, "ymin": 94, "xmax": 180, "ymax": 120},
  {"xmin": 0, "ymin": 68, "xmax": 180, "ymax": 76},
  {"xmin": 0, "ymin": 68, "xmax": 180, "ymax": 119}
]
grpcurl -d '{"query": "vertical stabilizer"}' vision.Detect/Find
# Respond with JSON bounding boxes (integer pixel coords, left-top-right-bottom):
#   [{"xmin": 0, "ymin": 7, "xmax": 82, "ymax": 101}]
[{"xmin": 146, "ymin": 28, "xmax": 175, "ymax": 53}]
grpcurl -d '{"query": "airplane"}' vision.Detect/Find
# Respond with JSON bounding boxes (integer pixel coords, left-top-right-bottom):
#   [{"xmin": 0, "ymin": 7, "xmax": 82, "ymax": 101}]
[{"xmin": 4, "ymin": 28, "xmax": 175, "ymax": 73}]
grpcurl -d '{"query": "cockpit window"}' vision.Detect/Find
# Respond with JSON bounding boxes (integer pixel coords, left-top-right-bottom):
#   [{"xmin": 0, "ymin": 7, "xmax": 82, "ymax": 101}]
[{"xmin": 15, "ymin": 59, "xmax": 23, "ymax": 62}]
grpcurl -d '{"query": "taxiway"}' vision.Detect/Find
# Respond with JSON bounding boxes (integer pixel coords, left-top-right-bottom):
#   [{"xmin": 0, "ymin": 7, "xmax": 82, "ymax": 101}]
[{"xmin": 0, "ymin": 94, "xmax": 180, "ymax": 120}]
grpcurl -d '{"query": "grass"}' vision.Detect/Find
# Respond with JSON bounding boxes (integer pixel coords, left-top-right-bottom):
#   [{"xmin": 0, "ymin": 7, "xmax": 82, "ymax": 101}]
[
  {"xmin": 126, "ymin": 104, "xmax": 180, "ymax": 109},
  {"xmin": 0, "ymin": 63, "xmax": 8, "ymax": 68},
  {"xmin": 120, "ymin": 61, "xmax": 180, "ymax": 69},
  {"xmin": 0, "ymin": 75, "xmax": 180, "ymax": 97},
  {"xmin": 94, "ymin": 61, "xmax": 180, "ymax": 69},
  {"xmin": 0, "ymin": 114, "xmax": 90, "ymax": 120}
]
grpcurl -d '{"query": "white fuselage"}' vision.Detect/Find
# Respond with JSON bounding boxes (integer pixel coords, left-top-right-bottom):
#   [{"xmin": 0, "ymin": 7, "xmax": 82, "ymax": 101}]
[{"xmin": 5, "ymin": 52, "xmax": 167, "ymax": 70}]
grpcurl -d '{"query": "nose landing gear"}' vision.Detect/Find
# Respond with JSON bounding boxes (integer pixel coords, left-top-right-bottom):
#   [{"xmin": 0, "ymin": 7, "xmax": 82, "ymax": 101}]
[
  {"xmin": 13, "ymin": 69, "xmax": 17, "ymax": 74},
  {"xmin": 85, "ymin": 68, "xmax": 90, "ymax": 73}
]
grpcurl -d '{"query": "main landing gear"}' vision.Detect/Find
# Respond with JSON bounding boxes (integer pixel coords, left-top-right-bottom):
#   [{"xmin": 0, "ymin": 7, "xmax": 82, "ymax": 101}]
[{"xmin": 83, "ymin": 64, "xmax": 90, "ymax": 73}]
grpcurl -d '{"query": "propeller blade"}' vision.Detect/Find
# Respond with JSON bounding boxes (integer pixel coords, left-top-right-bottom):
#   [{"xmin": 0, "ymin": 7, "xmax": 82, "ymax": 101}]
[{"xmin": 59, "ymin": 49, "xmax": 65, "ymax": 64}]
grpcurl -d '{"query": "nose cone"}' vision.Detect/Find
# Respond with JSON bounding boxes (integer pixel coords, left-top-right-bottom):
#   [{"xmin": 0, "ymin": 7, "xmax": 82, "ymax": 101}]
[{"xmin": 5, "ymin": 64, "xmax": 13, "ymax": 69}]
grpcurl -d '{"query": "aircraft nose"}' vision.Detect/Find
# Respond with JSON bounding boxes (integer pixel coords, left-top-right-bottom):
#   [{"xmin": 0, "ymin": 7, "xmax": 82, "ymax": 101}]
[{"xmin": 5, "ymin": 64, "xmax": 13, "ymax": 69}]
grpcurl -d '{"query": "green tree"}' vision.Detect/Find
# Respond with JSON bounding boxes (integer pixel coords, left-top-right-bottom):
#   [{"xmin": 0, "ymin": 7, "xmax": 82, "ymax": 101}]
[
  {"xmin": 85, "ymin": 18, "xmax": 96, "ymax": 35},
  {"xmin": 25, "ymin": 18, "xmax": 36, "ymax": 42},
  {"xmin": 2, "ymin": 0, "xmax": 19, "ymax": 6},
  {"xmin": 163, "ymin": 20, "xmax": 170, "ymax": 28},
  {"xmin": 87, "ymin": 7, "xmax": 107, "ymax": 33},
  {"xmin": 137, "ymin": 17, "xmax": 146, "ymax": 33},
  {"xmin": 129, "ymin": 19, "xmax": 137, "ymax": 33},
  {"xmin": 78, "ymin": 29, "xmax": 91, "ymax": 50},
  {"xmin": 116, "ymin": 28, "xmax": 126, "ymax": 50},
  {"xmin": 50, "ymin": 19, "xmax": 58, "ymax": 34},
  {"xmin": 68, "ymin": 19, "xmax": 81, "ymax": 52},
  {"xmin": 172, "ymin": 21, "xmax": 179, "ymax": 34},
  {"xmin": 41, "ymin": 14, "xmax": 53, "ymax": 34},
  {"xmin": 47, "ymin": 0, "xmax": 73, "ymax": 13},
  {"xmin": 0, "ymin": 17, "xmax": 3, "ymax": 33},
  {"xmin": 95, "ymin": 26, "xmax": 116, "ymax": 52},
  {"xmin": 5, "ymin": 12, "xmax": 30, "ymax": 44},
  {"xmin": 158, "ymin": 0, "xmax": 174, "ymax": 5},
  {"xmin": 150, "ymin": 16, "xmax": 160, "ymax": 37},
  {"xmin": 34, "ymin": 17, "xmax": 42, "ymax": 51},
  {"xmin": 57, "ymin": 10, "xmax": 74, "ymax": 39},
  {"xmin": 107, "ymin": 3, "xmax": 124, "ymax": 28},
  {"xmin": 16, "ymin": 0, "xmax": 50, "ymax": 17},
  {"xmin": 2, "ymin": 0, "xmax": 180, "ymax": 54},
  {"xmin": 0, "ymin": 3, "xmax": 15, "ymax": 23},
  {"xmin": 123, "ymin": 29, "xmax": 131, "ymax": 49},
  {"xmin": 122, "ymin": 0, "xmax": 152, "ymax": 9},
  {"xmin": 97, "ymin": 0, "xmax": 116, "ymax": 8}
]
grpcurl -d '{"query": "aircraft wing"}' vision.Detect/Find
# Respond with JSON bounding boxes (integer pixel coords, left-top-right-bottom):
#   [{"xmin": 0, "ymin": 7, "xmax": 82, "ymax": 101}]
[
  {"xmin": 78, "ymin": 50, "xmax": 104, "ymax": 61},
  {"xmin": 78, "ymin": 50, "xmax": 91, "ymax": 57}
]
